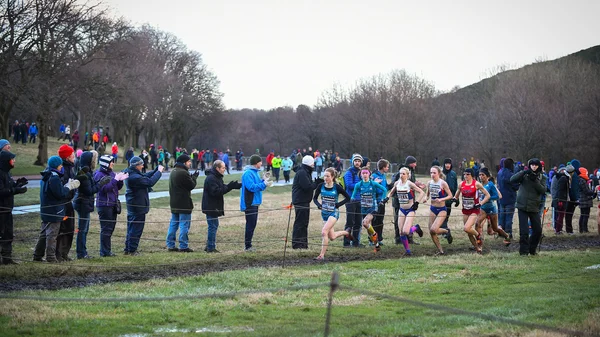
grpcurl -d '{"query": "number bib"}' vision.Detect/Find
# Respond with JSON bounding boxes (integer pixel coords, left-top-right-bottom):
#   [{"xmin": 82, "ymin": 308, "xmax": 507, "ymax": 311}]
[
  {"xmin": 322, "ymin": 196, "xmax": 336, "ymax": 212},
  {"xmin": 430, "ymin": 184, "xmax": 441, "ymax": 199},
  {"xmin": 361, "ymin": 194, "xmax": 374, "ymax": 208},
  {"xmin": 463, "ymin": 197, "xmax": 475, "ymax": 209},
  {"xmin": 397, "ymin": 191, "xmax": 410, "ymax": 205}
]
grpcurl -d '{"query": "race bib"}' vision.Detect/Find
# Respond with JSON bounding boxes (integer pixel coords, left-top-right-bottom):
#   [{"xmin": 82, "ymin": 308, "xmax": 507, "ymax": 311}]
[
  {"xmin": 322, "ymin": 196, "xmax": 336, "ymax": 212},
  {"xmin": 430, "ymin": 184, "xmax": 441, "ymax": 198},
  {"xmin": 397, "ymin": 191, "xmax": 410, "ymax": 204},
  {"xmin": 361, "ymin": 194, "xmax": 374, "ymax": 208},
  {"xmin": 463, "ymin": 197, "xmax": 475, "ymax": 209}
]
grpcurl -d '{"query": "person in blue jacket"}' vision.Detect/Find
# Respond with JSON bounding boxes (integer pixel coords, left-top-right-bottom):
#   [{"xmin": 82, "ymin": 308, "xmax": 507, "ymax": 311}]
[
  {"xmin": 33, "ymin": 156, "xmax": 80, "ymax": 262},
  {"xmin": 351, "ymin": 166, "xmax": 387, "ymax": 252},
  {"xmin": 28, "ymin": 123, "xmax": 38, "ymax": 143},
  {"xmin": 123, "ymin": 156, "xmax": 163, "ymax": 255},
  {"xmin": 497, "ymin": 158, "xmax": 519, "ymax": 238},
  {"xmin": 240, "ymin": 155, "xmax": 271, "ymax": 251},
  {"xmin": 343, "ymin": 153, "xmax": 363, "ymax": 247}
]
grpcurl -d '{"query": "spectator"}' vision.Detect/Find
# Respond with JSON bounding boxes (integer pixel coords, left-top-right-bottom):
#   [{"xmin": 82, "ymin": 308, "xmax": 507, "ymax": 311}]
[
  {"xmin": 578, "ymin": 167, "xmax": 594, "ymax": 233},
  {"xmin": 266, "ymin": 150, "xmax": 274, "ymax": 172},
  {"xmin": 111, "ymin": 142, "xmax": 118, "ymax": 162},
  {"xmin": 292, "ymin": 155, "xmax": 319, "ymax": 249},
  {"xmin": 0, "ymin": 139, "xmax": 11, "ymax": 152},
  {"xmin": 94, "ymin": 155, "xmax": 127, "ymax": 257},
  {"xmin": 240, "ymin": 155, "xmax": 271, "ymax": 251},
  {"xmin": 498, "ymin": 158, "xmax": 518, "ymax": 239},
  {"xmin": 123, "ymin": 156, "xmax": 163, "ymax": 255},
  {"xmin": 33, "ymin": 156, "xmax": 79, "ymax": 262},
  {"xmin": 125, "ymin": 147, "xmax": 135, "ymax": 164},
  {"xmin": 56, "ymin": 145, "xmax": 77, "ymax": 262},
  {"xmin": 441, "ymin": 158, "xmax": 458, "ymax": 231},
  {"xmin": 72, "ymin": 130, "xmax": 80, "ymax": 151},
  {"xmin": 0, "ymin": 151, "xmax": 28, "ymax": 264},
  {"xmin": 64, "ymin": 125, "xmax": 71, "ymax": 142},
  {"xmin": 282, "ymin": 156, "xmax": 293, "ymax": 183},
  {"xmin": 19, "ymin": 121, "xmax": 27, "ymax": 144},
  {"xmin": 57, "ymin": 123, "xmax": 65, "ymax": 141},
  {"xmin": 28, "ymin": 123, "xmax": 38, "ymax": 143},
  {"xmin": 202, "ymin": 160, "xmax": 241, "ymax": 252},
  {"xmin": 222, "ymin": 150, "xmax": 230, "ymax": 175},
  {"xmin": 166, "ymin": 154, "xmax": 199, "ymax": 252}
]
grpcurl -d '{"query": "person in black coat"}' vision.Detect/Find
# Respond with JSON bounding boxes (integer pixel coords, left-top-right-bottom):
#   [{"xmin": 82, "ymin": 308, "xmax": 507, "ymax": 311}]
[
  {"xmin": 0, "ymin": 151, "xmax": 28, "ymax": 264},
  {"xmin": 57, "ymin": 144, "xmax": 78, "ymax": 261},
  {"xmin": 291, "ymin": 155, "xmax": 321, "ymax": 249},
  {"xmin": 73, "ymin": 151, "xmax": 110, "ymax": 259},
  {"xmin": 201, "ymin": 160, "xmax": 241, "ymax": 252}
]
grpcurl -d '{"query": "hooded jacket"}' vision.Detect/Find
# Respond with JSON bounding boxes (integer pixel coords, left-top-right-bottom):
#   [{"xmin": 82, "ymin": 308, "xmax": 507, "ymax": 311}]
[
  {"xmin": 240, "ymin": 166, "xmax": 267, "ymax": 211},
  {"xmin": 124, "ymin": 167, "xmax": 162, "ymax": 215},
  {"xmin": 442, "ymin": 162, "xmax": 458, "ymax": 206},
  {"xmin": 0, "ymin": 152, "xmax": 17, "ymax": 213},
  {"xmin": 510, "ymin": 159, "xmax": 547, "ymax": 213},
  {"xmin": 550, "ymin": 169, "xmax": 569, "ymax": 207},
  {"xmin": 498, "ymin": 158, "xmax": 519, "ymax": 206},
  {"xmin": 94, "ymin": 165, "xmax": 124, "ymax": 208},
  {"xmin": 73, "ymin": 151, "xmax": 100, "ymax": 213},
  {"xmin": 40, "ymin": 169, "xmax": 71, "ymax": 222},
  {"xmin": 292, "ymin": 164, "xmax": 317, "ymax": 205},
  {"xmin": 578, "ymin": 175, "xmax": 595, "ymax": 208},
  {"xmin": 202, "ymin": 167, "xmax": 240, "ymax": 217},
  {"xmin": 169, "ymin": 163, "xmax": 197, "ymax": 214}
]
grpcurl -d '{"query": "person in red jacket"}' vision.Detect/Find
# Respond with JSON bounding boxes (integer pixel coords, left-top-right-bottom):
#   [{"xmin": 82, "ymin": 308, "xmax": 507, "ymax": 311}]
[
  {"xmin": 266, "ymin": 150, "xmax": 274, "ymax": 172},
  {"xmin": 111, "ymin": 142, "xmax": 119, "ymax": 162}
]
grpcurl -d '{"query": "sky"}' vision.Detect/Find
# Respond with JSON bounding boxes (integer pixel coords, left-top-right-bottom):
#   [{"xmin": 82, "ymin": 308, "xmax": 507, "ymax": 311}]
[{"xmin": 102, "ymin": 0, "xmax": 600, "ymax": 110}]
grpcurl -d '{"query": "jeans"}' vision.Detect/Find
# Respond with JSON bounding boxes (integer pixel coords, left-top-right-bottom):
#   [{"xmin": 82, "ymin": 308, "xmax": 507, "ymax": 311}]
[
  {"xmin": 166, "ymin": 213, "xmax": 192, "ymax": 249},
  {"xmin": 76, "ymin": 210, "xmax": 91, "ymax": 258},
  {"xmin": 292, "ymin": 204, "xmax": 310, "ymax": 249},
  {"xmin": 518, "ymin": 209, "xmax": 542, "ymax": 255},
  {"xmin": 98, "ymin": 206, "xmax": 117, "ymax": 256},
  {"xmin": 206, "ymin": 215, "xmax": 219, "ymax": 250},
  {"xmin": 499, "ymin": 203, "xmax": 515, "ymax": 235},
  {"xmin": 125, "ymin": 213, "xmax": 146, "ymax": 253},
  {"xmin": 244, "ymin": 206, "xmax": 259, "ymax": 249}
]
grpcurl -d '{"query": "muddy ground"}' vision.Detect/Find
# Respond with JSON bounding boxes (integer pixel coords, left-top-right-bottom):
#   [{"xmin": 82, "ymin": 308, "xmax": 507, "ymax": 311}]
[{"xmin": 1, "ymin": 234, "xmax": 598, "ymax": 293}]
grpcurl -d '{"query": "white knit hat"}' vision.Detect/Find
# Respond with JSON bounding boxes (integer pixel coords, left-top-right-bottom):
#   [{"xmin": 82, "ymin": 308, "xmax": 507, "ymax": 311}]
[
  {"xmin": 351, "ymin": 153, "xmax": 363, "ymax": 163},
  {"xmin": 302, "ymin": 155, "xmax": 315, "ymax": 167},
  {"xmin": 99, "ymin": 154, "xmax": 114, "ymax": 169}
]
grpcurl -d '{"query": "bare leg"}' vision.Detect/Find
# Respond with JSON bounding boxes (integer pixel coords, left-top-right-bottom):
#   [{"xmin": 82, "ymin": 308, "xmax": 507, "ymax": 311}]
[
  {"xmin": 464, "ymin": 213, "xmax": 479, "ymax": 249},
  {"xmin": 489, "ymin": 214, "xmax": 508, "ymax": 238},
  {"xmin": 430, "ymin": 211, "xmax": 448, "ymax": 253}
]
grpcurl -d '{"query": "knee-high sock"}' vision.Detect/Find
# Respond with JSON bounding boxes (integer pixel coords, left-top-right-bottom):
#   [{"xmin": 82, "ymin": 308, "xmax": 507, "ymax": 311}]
[
  {"xmin": 410, "ymin": 226, "xmax": 416, "ymax": 234},
  {"xmin": 367, "ymin": 225, "xmax": 375, "ymax": 236},
  {"xmin": 400, "ymin": 235, "xmax": 410, "ymax": 251}
]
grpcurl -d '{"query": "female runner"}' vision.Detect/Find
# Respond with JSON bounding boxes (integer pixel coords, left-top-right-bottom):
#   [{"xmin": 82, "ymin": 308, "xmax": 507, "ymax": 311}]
[{"xmin": 426, "ymin": 166, "xmax": 454, "ymax": 255}]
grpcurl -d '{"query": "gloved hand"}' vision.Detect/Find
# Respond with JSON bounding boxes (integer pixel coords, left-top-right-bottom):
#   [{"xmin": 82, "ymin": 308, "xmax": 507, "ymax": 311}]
[
  {"xmin": 191, "ymin": 170, "xmax": 200, "ymax": 179},
  {"xmin": 78, "ymin": 167, "xmax": 90, "ymax": 175},
  {"xmin": 265, "ymin": 180, "xmax": 273, "ymax": 187},
  {"xmin": 453, "ymin": 198, "xmax": 460, "ymax": 207},
  {"xmin": 227, "ymin": 180, "xmax": 242, "ymax": 190},
  {"xmin": 317, "ymin": 204, "xmax": 322, "ymax": 210},
  {"xmin": 14, "ymin": 186, "xmax": 27, "ymax": 194},
  {"xmin": 473, "ymin": 204, "xmax": 481, "ymax": 210},
  {"xmin": 262, "ymin": 171, "xmax": 271, "ymax": 180},
  {"xmin": 98, "ymin": 176, "xmax": 112, "ymax": 187},
  {"xmin": 314, "ymin": 177, "xmax": 324, "ymax": 185},
  {"xmin": 16, "ymin": 177, "xmax": 28, "ymax": 187},
  {"xmin": 64, "ymin": 178, "xmax": 80, "ymax": 190},
  {"xmin": 411, "ymin": 201, "xmax": 419, "ymax": 211},
  {"xmin": 378, "ymin": 197, "xmax": 389, "ymax": 208},
  {"xmin": 528, "ymin": 172, "xmax": 538, "ymax": 181},
  {"xmin": 114, "ymin": 172, "xmax": 129, "ymax": 181}
]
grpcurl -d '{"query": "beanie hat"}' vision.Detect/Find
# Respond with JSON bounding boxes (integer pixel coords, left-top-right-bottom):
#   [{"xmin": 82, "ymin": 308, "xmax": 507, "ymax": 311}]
[
  {"xmin": 99, "ymin": 154, "xmax": 115, "ymax": 169},
  {"xmin": 48, "ymin": 155, "xmax": 63, "ymax": 169},
  {"xmin": 0, "ymin": 139, "xmax": 10, "ymax": 151},
  {"xmin": 566, "ymin": 165, "xmax": 575, "ymax": 173},
  {"xmin": 528, "ymin": 158, "xmax": 541, "ymax": 172},
  {"xmin": 129, "ymin": 156, "xmax": 143, "ymax": 167},
  {"xmin": 571, "ymin": 159, "xmax": 581, "ymax": 170},
  {"xmin": 351, "ymin": 153, "xmax": 363, "ymax": 163},
  {"xmin": 176, "ymin": 153, "xmax": 191, "ymax": 164},
  {"xmin": 302, "ymin": 155, "xmax": 315, "ymax": 167},
  {"xmin": 443, "ymin": 158, "xmax": 452, "ymax": 165},
  {"xmin": 579, "ymin": 167, "xmax": 589, "ymax": 179},
  {"xmin": 405, "ymin": 156, "xmax": 417, "ymax": 165},
  {"xmin": 58, "ymin": 144, "xmax": 74, "ymax": 159},
  {"xmin": 250, "ymin": 154, "xmax": 262, "ymax": 165},
  {"xmin": 464, "ymin": 168, "xmax": 475, "ymax": 175}
]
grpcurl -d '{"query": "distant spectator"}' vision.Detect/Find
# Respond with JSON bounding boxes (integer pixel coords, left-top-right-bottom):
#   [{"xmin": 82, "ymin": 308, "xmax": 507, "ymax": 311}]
[
  {"xmin": 28, "ymin": 123, "xmax": 38, "ymax": 143},
  {"xmin": 0, "ymin": 151, "xmax": 28, "ymax": 264},
  {"xmin": 240, "ymin": 155, "xmax": 270, "ymax": 251}
]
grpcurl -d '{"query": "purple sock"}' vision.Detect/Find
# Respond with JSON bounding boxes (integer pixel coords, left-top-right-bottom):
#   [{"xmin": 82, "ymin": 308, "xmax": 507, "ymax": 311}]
[
  {"xmin": 401, "ymin": 235, "xmax": 410, "ymax": 251},
  {"xmin": 409, "ymin": 226, "xmax": 416, "ymax": 234}
]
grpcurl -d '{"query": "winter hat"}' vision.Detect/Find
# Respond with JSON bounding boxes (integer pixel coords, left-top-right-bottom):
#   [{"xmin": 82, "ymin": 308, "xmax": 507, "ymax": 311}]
[
  {"xmin": 571, "ymin": 159, "xmax": 581, "ymax": 170},
  {"xmin": 351, "ymin": 153, "xmax": 363, "ymax": 163},
  {"xmin": 0, "ymin": 139, "xmax": 10, "ymax": 151},
  {"xmin": 566, "ymin": 165, "xmax": 575, "ymax": 173},
  {"xmin": 302, "ymin": 155, "xmax": 315, "ymax": 167},
  {"xmin": 176, "ymin": 153, "xmax": 191, "ymax": 164},
  {"xmin": 99, "ymin": 154, "xmax": 115, "ymax": 169},
  {"xmin": 129, "ymin": 156, "xmax": 143, "ymax": 167},
  {"xmin": 480, "ymin": 167, "xmax": 491, "ymax": 177},
  {"xmin": 443, "ymin": 158, "xmax": 452, "ymax": 165},
  {"xmin": 579, "ymin": 167, "xmax": 589, "ymax": 179},
  {"xmin": 404, "ymin": 156, "xmax": 417, "ymax": 165},
  {"xmin": 58, "ymin": 144, "xmax": 74, "ymax": 159},
  {"xmin": 48, "ymin": 155, "xmax": 63, "ymax": 169},
  {"xmin": 527, "ymin": 158, "xmax": 542, "ymax": 173},
  {"xmin": 557, "ymin": 167, "xmax": 567, "ymax": 174},
  {"xmin": 464, "ymin": 168, "xmax": 475, "ymax": 175},
  {"xmin": 250, "ymin": 154, "xmax": 262, "ymax": 165}
]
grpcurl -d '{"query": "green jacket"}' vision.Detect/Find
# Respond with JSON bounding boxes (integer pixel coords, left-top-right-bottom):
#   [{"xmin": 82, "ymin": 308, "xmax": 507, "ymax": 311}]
[
  {"xmin": 169, "ymin": 165, "xmax": 197, "ymax": 214},
  {"xmin": 510, "ymin": 170, "xmax": 547, "ymax": 213}
]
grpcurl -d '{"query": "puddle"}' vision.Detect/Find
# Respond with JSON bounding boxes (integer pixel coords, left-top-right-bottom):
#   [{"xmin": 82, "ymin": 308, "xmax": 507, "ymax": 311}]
[
  {"xmin": 154, "ymin": 327, "xmax": 254, "ymax": 334},
  {"xmin": 585, "ymin": 264, "xmax": 600, "ymax": 270}
]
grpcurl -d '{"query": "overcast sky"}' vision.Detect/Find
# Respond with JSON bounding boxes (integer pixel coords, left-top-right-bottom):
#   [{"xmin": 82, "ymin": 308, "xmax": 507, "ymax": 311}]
[{"xmin": 103, "ymin": 0, "xmax": 600, "ymax": 110}]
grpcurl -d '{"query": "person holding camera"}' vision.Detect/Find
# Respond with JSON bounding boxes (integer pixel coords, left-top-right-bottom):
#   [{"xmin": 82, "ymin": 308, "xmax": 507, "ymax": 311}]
[
  {"xmin": 510, "ymin": 158, "xmax": 547, "ymax": 256},
  {"xmin": 166, "ymin": 154, "xmax": 199, "ymax": 252}
]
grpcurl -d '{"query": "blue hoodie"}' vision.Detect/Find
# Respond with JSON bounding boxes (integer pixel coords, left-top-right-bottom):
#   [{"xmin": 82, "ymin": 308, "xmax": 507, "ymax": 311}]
[{"xmin": 240, "ymin": 166, "xmax": 267, "ymax": 211}]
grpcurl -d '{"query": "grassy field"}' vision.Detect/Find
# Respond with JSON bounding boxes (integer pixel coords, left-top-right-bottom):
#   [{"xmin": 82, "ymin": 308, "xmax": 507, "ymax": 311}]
[{"xmin": 3, "ymin": 174, "xmax": 600, "ymax": 336}]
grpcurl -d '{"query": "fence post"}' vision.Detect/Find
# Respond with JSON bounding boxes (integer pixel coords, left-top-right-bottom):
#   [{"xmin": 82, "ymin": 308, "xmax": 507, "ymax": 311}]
[{"xmin": 324, "ymin": 271, "xmax": 339, "ymax": 337}]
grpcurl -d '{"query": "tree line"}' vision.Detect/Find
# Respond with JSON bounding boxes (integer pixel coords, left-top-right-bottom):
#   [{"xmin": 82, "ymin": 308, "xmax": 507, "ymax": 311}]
[{"xmin": 1, "ymin": 0, "xmax": 223, "ymax": 165}]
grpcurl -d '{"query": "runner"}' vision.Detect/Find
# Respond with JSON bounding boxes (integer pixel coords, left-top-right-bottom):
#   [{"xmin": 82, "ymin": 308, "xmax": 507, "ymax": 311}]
[
  {"xmin": 426, "ymin": 166, "xmax": 454, "ymax": 255},
  {"xmin": 453, "ymin": 168, "xmax": 490, "ymax": 254},
  {"xmin": 313, "ymin": 168, "xmax": 352, "ymax": 260},
  {"xmin": 351, "ymin": 167, "xmax": 387, "ymax": 252},
  {"xmin": 476, "ymin": 168, "xmax": 511, "ymax": 249},
  {"xmin": 386, "ymin": 167, "xmax": 426, "ymax": 255}
]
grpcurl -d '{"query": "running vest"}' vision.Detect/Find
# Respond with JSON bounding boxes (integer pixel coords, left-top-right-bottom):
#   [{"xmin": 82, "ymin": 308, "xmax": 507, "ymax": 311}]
[
  {"xmin": 358, "ymin": 180, "xmax": 376, "ymax": 209},
  {"xmin": 429, "ymin": 179, "xmax": 446, "ymax": 200},
  {"xmin": 395, "ymin": 180, "xmax": 414, "ymax": 205},
  {"xmin": 320, "ymin": 184, "xmax": 339, "ymax": 213},
  {"xmin": 480, "ymin": 181, "xmax": 498, "ymax": 205},
  {"xmin": 461, "ymin": 180, "xmax": 479, "ymax": 210}
]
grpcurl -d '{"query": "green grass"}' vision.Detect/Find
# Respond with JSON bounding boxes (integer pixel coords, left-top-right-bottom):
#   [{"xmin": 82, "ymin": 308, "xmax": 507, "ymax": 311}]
[{"xmin": 1, "ymin": 250, "xmax": 599, "ymax": 336}]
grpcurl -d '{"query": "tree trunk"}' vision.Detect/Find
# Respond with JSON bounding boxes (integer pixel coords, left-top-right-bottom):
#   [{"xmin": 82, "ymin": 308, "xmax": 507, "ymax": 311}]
[{"xmin": 34, "ymin": 114, "xmax": 49, "ymax": 166}]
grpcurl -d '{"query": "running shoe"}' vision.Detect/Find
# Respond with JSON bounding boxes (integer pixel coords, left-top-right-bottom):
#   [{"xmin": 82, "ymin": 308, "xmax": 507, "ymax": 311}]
[
  {"xmin": 374, "ymin": 242, "xmax": 381, "ymax": 252},
  {"xmin": 475, "ymin": 247, "xmax": 482, "ymax": 254},
  {"xmin": 404, "ymin": 250, "xmax": 412, "ymax": 256},
  {"xmin": 344, "ymin": 228, "xmax": 354, "ymax": 241},
  {"xmin": 313, "ymin": 256, "xmax": 325, "ymax": 261},
  {"xmin": 370, "ymin": 232, "xmax": 379, "ymax": 244},
  {"xmin": 446, "ymin": 229, "xmax": 453, "ymax": 244},
  {"xmin": 435, "ymin": 250, "xmax": 445, "ymax": 256},
  {"xmin": 414, "ymin": 224, "xmax": 424, "ymax": 237}
]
